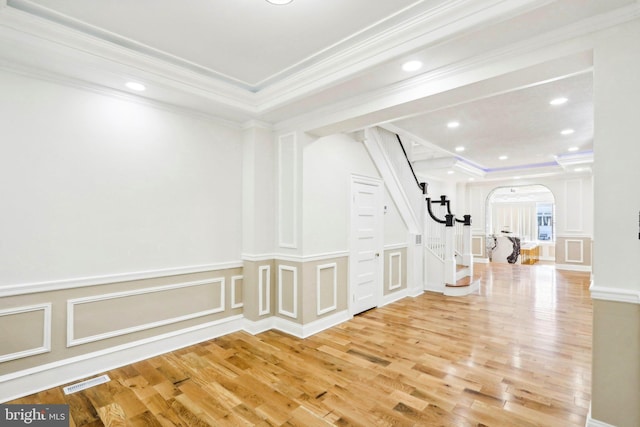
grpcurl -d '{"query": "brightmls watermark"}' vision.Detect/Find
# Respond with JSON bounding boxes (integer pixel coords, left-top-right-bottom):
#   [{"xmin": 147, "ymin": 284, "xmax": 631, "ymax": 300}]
[{"xmin": 0, "ymin": 405, "xmax": 69, "ymax": 426}]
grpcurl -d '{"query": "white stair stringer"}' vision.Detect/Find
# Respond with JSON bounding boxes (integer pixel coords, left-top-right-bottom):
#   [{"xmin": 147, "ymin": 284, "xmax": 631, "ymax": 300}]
[
  {"xmin": 363, "ymin": 127, "xmax": 423, "ymax": 235},
  {"xmin": 456, "ymin": 266, "xmax": 470, "ymax": 281}
]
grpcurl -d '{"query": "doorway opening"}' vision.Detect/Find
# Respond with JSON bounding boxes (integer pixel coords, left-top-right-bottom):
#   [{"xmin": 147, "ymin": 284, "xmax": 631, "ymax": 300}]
[{"xmin": 485, "ymin": 185, "xmax": 556, "ymax": 265}]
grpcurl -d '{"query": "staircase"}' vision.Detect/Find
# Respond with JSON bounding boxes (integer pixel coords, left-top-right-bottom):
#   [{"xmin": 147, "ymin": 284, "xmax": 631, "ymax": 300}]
[
  {"xmin": 424, "ymin": 195, "xmax": 480, "ymax": 296},
  {"xmin": 364, "ymin": 126, "xmax": 479, "ymax": 296}
]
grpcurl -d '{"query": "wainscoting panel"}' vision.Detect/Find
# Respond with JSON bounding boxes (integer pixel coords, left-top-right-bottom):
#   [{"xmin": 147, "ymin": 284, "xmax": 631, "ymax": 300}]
[
  {"xmin": 388, "ymin": 252, "xmax": 402, "ymax": 291},
  {"xmin": 0, "ymin": 304, "xmax": 51, "ymax": 363},
  {"xmin": 556, "ymin": 236, "xmax": 591, "ymax": 270},
  {"xmin": 470, "ymin": 188, "xmax": 485, "ymax": 234},
  {"xmin": 565, "ymin": 239, "xmax": 584, "ymax": 263},
  {"xmin": 67, "ymin": 278, "xmax": 225, "ymax": 347},
  {"xmin": 383, "ymin": 247, "xmax": 406, "ymax": 297},
  {"xmin": 231, "ymin": 275, "xmax": 244, "ymax": 309},
  {"xmin": 277, "ymin": 265, "xmax": 298, "ymax": 319},
  {"xmin": 316, "ymin": 262, "xmax": 338, "ymax": 316},
  {"xmin": 278, "ymin": 133, "xmax": 297, "ymax": 249},
  {"xmin": 564, "ymin": 179, "xmax": 584, "ymax": 232},
  {"xmin": 472, "ymin": 235, "xmax": 484, "ymax": 257},
  {"xmin": 258, "ymin": 265, "xmax": 271, "ymax": 316}
]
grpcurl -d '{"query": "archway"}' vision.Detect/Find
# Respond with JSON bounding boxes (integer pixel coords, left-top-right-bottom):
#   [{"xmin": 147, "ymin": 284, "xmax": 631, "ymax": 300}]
[{"xmin": 485, "ymin": 184, "xmax": 556, "ymax": 264}]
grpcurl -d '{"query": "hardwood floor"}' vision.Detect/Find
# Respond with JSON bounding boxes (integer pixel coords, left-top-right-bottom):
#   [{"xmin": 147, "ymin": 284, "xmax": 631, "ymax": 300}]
[{"xmin": 10, "ymin": 263, "xmax": 592, "ymax": 426}]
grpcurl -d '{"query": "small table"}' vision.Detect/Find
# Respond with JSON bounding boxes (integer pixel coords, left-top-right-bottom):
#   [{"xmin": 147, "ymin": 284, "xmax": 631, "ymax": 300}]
[{"xmin": 520, "ymin": 243, "xmax": 539, "ymax": 265}]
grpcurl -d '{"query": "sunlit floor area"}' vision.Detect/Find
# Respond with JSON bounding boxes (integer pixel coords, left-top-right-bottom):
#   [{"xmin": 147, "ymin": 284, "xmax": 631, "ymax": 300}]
[{"xmin": 10, "ymin": 263, "xmax": 592, "ymax": 426}]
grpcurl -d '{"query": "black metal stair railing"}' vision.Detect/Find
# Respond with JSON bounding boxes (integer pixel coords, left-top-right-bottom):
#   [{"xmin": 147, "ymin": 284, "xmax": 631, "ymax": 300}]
[
  {"xmin": 395, "ymin": 134, "xmax": 427, "ymax": 195},
  {"xmin": 394, "ymin": 133, "xmax": 472, "ymax": 227}
]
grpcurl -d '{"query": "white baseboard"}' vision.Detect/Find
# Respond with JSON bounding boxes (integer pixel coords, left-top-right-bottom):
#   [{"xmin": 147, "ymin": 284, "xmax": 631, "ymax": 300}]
[
  {"xmin": 243, "ymin": 310, "xmax": 351, "ymax": 339},
  {"xmin": 408, "ymin": 286, "xmax": 424, "ymax": 297},
  {"xmin": 473, "ymin": 257, "xmax": 490, "ymax": 264},
  {"xmin": 0, "ymin": 309, "xmax": 353, "ymax": 403},
  {"xmin": 299, "ymin": 311, "xmax": 351, "ymax": 338},
  {"xmin": 586, "ymin": 414, "xmax": 617, "ymax": 427},
  {"xmin": 0, "ymin": 315, "xmax": 245, "ymax": 403},
  {"xmin": 590, "ymin": 282, "xmax": 640, "ymax": 304},
  {"xmin": 555, "ymin": 263, "xmax": 592, "ymax": 272},
  {"xmin": 381, "ymin": 288, "xmax": 410, "ymax": 306}
]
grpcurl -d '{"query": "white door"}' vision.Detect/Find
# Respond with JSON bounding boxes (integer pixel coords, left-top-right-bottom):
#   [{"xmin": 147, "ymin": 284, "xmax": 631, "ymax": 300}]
[{"xmin": 350, "ymin": 176, "xmax": 383, "ymax": 315}]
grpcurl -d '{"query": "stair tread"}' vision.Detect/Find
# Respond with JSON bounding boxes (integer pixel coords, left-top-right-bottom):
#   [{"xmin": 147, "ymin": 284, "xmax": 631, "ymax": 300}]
[{"xmin": 446, "ymin": 273, "xmax": 482, "ymax": 288}]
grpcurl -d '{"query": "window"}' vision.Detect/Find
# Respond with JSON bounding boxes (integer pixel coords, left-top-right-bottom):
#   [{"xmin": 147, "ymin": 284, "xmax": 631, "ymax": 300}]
[{"xmin": 536, "ymin": 203, "xmax": 553, "ymax": 241}]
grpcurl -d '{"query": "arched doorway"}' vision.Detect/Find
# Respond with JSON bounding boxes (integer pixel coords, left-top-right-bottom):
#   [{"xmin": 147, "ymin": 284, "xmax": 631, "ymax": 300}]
[{"xmin": 485, "ymin": 185, "xmax": 556, "ymax": 264}]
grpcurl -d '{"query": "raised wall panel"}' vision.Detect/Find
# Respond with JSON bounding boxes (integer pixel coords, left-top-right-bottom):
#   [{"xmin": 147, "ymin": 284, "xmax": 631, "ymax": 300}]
[
  {"xmin": 470, "ymin": 187, "xmax": 485, "ymax": 234},
  {"xmin": 472, "ymin": 235, "xmax": 484, "ymax": 257},
  {"xmin": 564, "ymin": 179, "xmax": 584, "ymax": 232},
  {"xmin": 258, "ymin": 265, "xmax": 271, "ymax": 316},
  {"xmin": 67, "ymin": 279, "xmax": 225, "ymax": 347},
  {"xmin": 277, "ymin": 265, "xmax": 298, "ymax": 319},
  {"xmin": 317, "ymin": 263, "xmax": 338, "ymax": 316},
  {"xmin": 388, "ymin": 252, "xmax": 402, "ymax": 290},
  {"xmin": 278, "ymin": 133, "xmax": 297, "ymax": 248},
  {"xmin": 565, "ymin": 239, "xmax": 585, "ymax": 263},
  {"xmin": 231, "ymin": 275, "xmax": 244, "ymax": 309},
  {"xmin": 0, "ymin": 303, "xmax": 51, "ymax": 363}
]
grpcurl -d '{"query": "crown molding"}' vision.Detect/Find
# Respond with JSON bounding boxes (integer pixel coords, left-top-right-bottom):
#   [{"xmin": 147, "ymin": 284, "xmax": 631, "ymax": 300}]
[
  {"xmin": 1, "ymin": 0, "xmax": 638, "ymax": 127},
  {"xmin": 0, "ymin": 59, "xmax": 244, "ymax": 128},
  {"xmin": 0, "ymin": 7, "xmax": 258, "ymax": 110},
  {"xmin": 0, "ymin": 0, "xmax": 562, "ymax": 118},
  {"xmin": 241, "ymin": 120, "xmax": 274, "ymax": 131}
]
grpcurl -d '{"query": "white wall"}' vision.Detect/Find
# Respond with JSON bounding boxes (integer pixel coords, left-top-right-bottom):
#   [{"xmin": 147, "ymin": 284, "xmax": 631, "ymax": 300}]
[
  {"xmin": 302, "ymin": 133, "xmax": 408, "ymax": 254},
  {"xmin": 590, "ymin": 18, "xmax": 640, "ymax": 427},
  {"xmin": 0, "ymin": 70, "xmax": 243, "ymax": 286},
  {"xmin": 242, "ymin": 126, "xmax": 275, "ymax": 255},
  {"xmin": 593, "ymin": 20, "xmax": 640, "ymax": 291},
  {"xmin": 383, "ymin": 187, "xmax": 409, "ymax": 246},
  {"xmin": 464, "ymin": 175, "xmax": 593, "ymax": 238}
]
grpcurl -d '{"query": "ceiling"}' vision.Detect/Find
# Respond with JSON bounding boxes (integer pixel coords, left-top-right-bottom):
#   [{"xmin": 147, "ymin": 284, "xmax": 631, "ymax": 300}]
[{"xmin": 1, "ymin": 0, "xmax": 638, "ymax": 182}]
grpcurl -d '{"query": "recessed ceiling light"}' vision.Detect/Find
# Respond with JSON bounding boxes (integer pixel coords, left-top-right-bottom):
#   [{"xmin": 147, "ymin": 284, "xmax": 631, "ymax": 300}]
[
  {"xmin": 447, "ymin": 170, "xmax": 454, "ymax": 175},
  {"xmin": 499, "ymin": 155, "xmax": 508, "ymax": 160},
  {"xmin": 561, "ymin": 129, "xmax": 575, "ymax": 135},
  {"xmin": 125, "ymin": 82, "xmax": 146, "ymax": 91},
  {"xmin": 574, "ymin": 167, "xmax": 585, "ymax": 172},
  {"xmin": 447, "ymin": 121, "xmax": 460, "ymax": 129},
  {"xmin": 266, "ymin": 0, "xmax": 293, "ymax": 4},
  {"xmin": 568, "ymin": 146, "xmax": 579, "ymax": 152},
  {"xmin": 455, "ymin": 146, "xmax": 465, "ymax": 152},
  {"xmin": 468, "ymin": 177, "xmax": 475, "ymax": 181},
  {"xmin": 402, "ymin": 60, "xmax": 422, "ymax": 72},
  {"xmin": 550, "ymin": 97, "xmax": 568, "ymax": 105},
  {"xmin": 514, "ymin": 176, "xmax": 521, "ymax": 180}
]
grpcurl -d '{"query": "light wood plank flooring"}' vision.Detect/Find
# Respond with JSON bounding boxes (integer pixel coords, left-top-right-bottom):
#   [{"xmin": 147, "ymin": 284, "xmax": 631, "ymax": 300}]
[{"xmin": 10, "ymin": 263, "xmax": 592, "ymax": 426}]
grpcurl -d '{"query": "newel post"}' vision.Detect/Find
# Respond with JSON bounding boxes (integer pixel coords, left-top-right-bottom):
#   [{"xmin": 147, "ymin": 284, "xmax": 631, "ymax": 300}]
[
  {"xmin": 444, "ymin": 214, "xmax": 456, "ymax": 285},
  {"xmin": 462, "ymin": 215, "xmax": 473, "ymax": 278}
]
